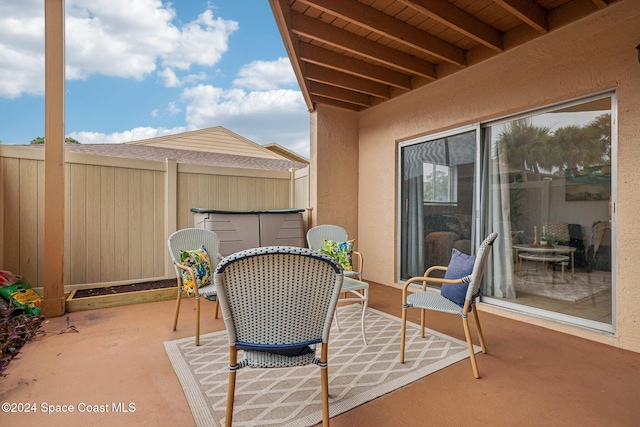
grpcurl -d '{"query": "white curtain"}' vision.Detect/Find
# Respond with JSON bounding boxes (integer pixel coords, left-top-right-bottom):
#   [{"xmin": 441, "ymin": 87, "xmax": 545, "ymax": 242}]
[
  {"xmin": 481, "ymin": 128, "xmax": 516, "ymax": 298},
  {"xmin": 401, "ymin": 145, "xmax": 425, "ymax": 278}
]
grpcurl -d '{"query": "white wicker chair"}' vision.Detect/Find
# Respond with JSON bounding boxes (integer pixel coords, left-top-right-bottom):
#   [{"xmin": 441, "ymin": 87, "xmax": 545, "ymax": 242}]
[
  {"xmin": 214, "ymin": 246, "xmax": 343, "ymax": 427},
  {"xmin": 167, "ymin": 228, "xmax": 222, "ymax": 346},
  {"xmin": 306, "ymin": 225, "xmax": 363, "ymax": 280},
  {"xmin": 400, "ymin": 232, "xmax": 498, "ymax": 379},
  {"xmin": 306, "ymin": 225, "xmax": 369, "ymax": 345}
]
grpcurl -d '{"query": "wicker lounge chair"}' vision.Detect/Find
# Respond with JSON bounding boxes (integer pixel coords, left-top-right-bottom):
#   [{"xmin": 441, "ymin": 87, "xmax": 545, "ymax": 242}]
[
  {"xmin": 167, "ymin": 228, "xmax": 221, "ymax": 346},
  {"xmin": 214, "ymin": 246, "xmax": 343, "ymax": 427},
  {"xmin": 400, "ymin": 232, "xmax": 498, "ymax": 379}
]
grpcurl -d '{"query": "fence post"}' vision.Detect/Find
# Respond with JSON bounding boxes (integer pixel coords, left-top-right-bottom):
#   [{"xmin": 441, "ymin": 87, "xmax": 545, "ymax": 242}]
[{"xmin": 165, "ymin": 158, "xmax": 178, "ymax": 277}]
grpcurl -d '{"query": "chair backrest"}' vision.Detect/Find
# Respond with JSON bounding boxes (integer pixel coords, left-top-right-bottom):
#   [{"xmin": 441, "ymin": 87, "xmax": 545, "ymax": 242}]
[
  {"xmin": 542, "ymin": 222, "xmax": 570, "ymax": 243},
  {"xmin": 465, "ymin": 232, "xmax": 498, "ymax": 301},
  {"xmin": 214, "ymin": 246, "xmax": 343, "ymax": 366},
  {"xmin": 167, "ymin": 228, "xmax": 221, "ymax": 277},
  {"xmin": 306, "ymin": 224, "xmax": 349, "ymax": 250}
]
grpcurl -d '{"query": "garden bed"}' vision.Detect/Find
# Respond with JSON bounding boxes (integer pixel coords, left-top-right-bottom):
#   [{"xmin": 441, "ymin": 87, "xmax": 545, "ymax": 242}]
[{"xmin": 65, "ymin": 279, "xmax": 178, "ymax": 312}]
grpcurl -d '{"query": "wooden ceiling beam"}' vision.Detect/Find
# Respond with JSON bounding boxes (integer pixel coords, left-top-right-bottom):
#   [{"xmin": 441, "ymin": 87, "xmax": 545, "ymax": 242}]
[
  {"xmin": 311, "ymin": 95, "xmax": 362, "ymax": 111},
  {"xmin": 305, "ymin": 63, "xmax": 391, "ymax": 99},
  {"xmin": 492, "ymin": 0, "xmax": 548, "ymax": 34},
  {"xmin": 309, "ymin": 81, "xmax": 372, "ymax": 107},
  {"xmin": 291, "ymin": 11, "xmax": 437, "ymax": 79},
  {"xmin": 399, "ymin": 0, "xmax": 503, "ymax": 52},
  {"xmin": 296, "ymin": 0, "xmax": 465, "ymax": 65},
  {"xmin": 298, "ymin": 43, "xmax": 412, "ymax": 90}
]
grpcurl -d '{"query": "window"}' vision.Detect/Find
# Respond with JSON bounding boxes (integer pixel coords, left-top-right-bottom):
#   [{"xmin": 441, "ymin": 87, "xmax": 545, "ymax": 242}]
[
  {"xmin": 480, "ymin": 93, "xmax": 614, "ymax": 332},
  {"xmin": 423, "ymin": 162, "xmax": 457, "ymax": 204},
  {"xmin": 399, "ymin": 129, "xmax": 477, "ymax": 280}
]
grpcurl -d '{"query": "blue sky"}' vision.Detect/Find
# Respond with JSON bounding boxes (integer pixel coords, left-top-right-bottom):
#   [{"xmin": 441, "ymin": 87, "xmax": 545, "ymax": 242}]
[{"xmin": 0, "ymin": 0, "xmax": 311, "ymax": 157}]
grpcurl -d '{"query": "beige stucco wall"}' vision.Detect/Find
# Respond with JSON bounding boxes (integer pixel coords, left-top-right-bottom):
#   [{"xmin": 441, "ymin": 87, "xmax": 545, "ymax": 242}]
[
  {"xmin": 310, "ymin": 106, "xmax": 360, "ymax": 246},
  {"xmin": 347, "ymin": 1, "xmax": 640, "ymax": 352}
]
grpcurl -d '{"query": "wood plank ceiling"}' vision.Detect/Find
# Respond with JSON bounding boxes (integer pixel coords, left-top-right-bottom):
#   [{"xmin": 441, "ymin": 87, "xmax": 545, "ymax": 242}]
[{"xmin": 269, "ymin": 0, "xmax": 618, "ymax": 112}]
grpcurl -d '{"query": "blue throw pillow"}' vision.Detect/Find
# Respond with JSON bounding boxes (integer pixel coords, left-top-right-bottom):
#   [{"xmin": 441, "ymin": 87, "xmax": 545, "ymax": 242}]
[{"xmin": 440, "ymin": 249, "xmax": 476, "ymax": 308}]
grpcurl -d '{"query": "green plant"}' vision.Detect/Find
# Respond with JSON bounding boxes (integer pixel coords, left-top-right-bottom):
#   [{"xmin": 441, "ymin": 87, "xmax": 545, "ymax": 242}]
[{"xmin": 540, "ymin": 234, "xmax": 562, "ymax": 246}]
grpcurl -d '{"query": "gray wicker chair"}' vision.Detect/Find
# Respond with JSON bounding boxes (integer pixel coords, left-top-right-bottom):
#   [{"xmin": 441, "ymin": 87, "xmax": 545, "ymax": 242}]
[
  {"xmin": 214, "ymin": 246, "xmax": 343, "ymax": 427},
  {"xmin": 167, "ymin": 228, "xmax": 221, "ymax": 346},
  {"xmin": 400, "ymin": 232, "xmax": 498, "ymax": 379},
  {"xmin": 307, "ymin": 225, "xmax": 369, "ymax": 344}
]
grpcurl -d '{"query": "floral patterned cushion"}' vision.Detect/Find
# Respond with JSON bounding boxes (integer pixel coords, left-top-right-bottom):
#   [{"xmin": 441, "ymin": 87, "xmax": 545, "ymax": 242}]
[
  {"xmin": 319, "ymin": 239, "xmax": 354, "ymax": 271},
  {"xmin": 179, "ymin": 245, "xmax": 212, "ymax": 296}
]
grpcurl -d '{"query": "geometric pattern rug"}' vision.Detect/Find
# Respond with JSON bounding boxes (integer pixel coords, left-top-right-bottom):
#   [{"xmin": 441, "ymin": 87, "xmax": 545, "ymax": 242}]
[
  {"xmin": 164, "ymin": 304, "xmax": 478, "ymax": 427},
  {"xmin": 514, "ymin": 269, "xmax": 611, "ymax": 302}
]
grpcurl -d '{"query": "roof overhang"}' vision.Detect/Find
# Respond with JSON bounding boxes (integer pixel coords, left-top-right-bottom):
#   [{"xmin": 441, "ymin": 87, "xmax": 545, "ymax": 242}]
[{"xmin": 269, "ymin": 0, "xmax": 619, "ymax": 112}]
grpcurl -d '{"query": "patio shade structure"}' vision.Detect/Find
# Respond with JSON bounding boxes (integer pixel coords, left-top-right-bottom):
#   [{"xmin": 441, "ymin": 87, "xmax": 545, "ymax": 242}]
[
  {"xmin": 269, "ymin": 0, "xmax": 619, "ymax": 112},
  {"xmin": 43, "ymin": 0, "xmax": 66, "ymax": 317}
]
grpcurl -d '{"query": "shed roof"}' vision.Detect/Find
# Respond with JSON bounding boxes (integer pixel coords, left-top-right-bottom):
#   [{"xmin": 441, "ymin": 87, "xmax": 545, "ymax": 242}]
[
  {"xmin": 126, "ymin": 126, "xmax": 289, "ymax": 160},
  {"xmin": 22, "ymin": 126, "xmax": 308, "ymax": 171}
]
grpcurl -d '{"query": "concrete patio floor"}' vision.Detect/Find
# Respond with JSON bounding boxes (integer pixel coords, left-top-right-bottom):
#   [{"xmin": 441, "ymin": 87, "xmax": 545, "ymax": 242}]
[{"xmin": 1, "ymin": 282, "xmax": 638, "ymax": 426}]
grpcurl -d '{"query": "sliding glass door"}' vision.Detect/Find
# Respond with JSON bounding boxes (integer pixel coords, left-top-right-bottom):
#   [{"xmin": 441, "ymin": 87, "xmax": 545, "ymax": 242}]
[
  {"xmin": 481, "ymin": 94, "xmax": 614, "ymax": 330},
  {"xmin": 399, "ymin": 127, "xmax": 478, "ymax": 282},
  {"xmin": 398, "ymin": 92, "xmax": 614, "ymax": 331}
]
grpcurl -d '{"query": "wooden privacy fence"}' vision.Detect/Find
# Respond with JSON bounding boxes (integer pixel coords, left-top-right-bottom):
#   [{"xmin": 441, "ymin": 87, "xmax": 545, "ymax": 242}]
[{"xmin": 0, "ymin": 145, "xmax": 309, "ymax": 292}]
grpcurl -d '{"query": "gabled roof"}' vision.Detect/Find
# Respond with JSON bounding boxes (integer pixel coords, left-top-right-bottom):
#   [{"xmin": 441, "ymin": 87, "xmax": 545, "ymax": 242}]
[
  {"xmin": 263, "ymin": 143, "xmax": 310, "ymax": 164},
  {"xmin": 127, "ymin": 126, "xmax": 288, "ymax": 160},
  {"xmin": 20, "ymin": 126, "xmax": 309, "ymax": 171},
  {"xmin": 269, "ymin": 0, "xmax": 619, "ymax": 112},
  {"xmin": 22, "ymin": 143, "xmax": 307, "ymax": 171}
]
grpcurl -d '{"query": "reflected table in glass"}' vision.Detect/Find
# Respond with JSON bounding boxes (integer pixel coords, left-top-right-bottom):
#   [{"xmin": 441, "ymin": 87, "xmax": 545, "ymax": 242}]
[{"xmin": 513, "ymin": 244, "xmax": 576, "ymax": 281}]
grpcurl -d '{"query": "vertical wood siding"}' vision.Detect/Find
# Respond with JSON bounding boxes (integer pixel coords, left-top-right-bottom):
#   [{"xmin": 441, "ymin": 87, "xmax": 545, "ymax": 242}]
[{"xmin": 0, "ymin": 147, "xmax": 308, "ymax": 290}]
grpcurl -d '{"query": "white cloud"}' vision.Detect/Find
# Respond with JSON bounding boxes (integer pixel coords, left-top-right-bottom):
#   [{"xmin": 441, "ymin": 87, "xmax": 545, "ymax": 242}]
[
  {"xmin": 161, "ymin": 10, "xmax": 237, "ymax": 71},
  {"xmin": 0, "ymin": 2, "xmax": 310, "ymax": 157},
  {"xmin": 158, "ymin": 67, "xmax": 207, "ymax": 88},
  {"xmin": 66, "ymin": 83, "xmax": 311, "ymax": 157},
  {"xmin": 167, "ymin": 102, "xmax": 181, "ymax": 115},
  {"xmin": 181, "ymin": 84, "xmax": 310, "ymax": 157},
  {"xmin": 0, "ymin": 0, "xmax": 46, "ymax": 98},
  {"xmin": 0, "ymin": 0, "xmax": 238, "ymax": 97},
  {"xmin": 233, "ymin": 57, "xmax": 297, "ymax": 90},
  {"xmin": 67, "ymin": 126, "xmax": 188, "ymax": 144},
  {"xmin": 159, "ymin": 68, "xmax": 180, "ymax": 87}
]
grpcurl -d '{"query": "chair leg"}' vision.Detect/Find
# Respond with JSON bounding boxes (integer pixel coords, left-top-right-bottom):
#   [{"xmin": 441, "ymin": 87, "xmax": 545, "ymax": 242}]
[
  {"xmin": 333, "ymin": 309, "xmax": 342, "ymax": 331},
  {"xmin": 320, "ymin": 343, "xmax": 330, "ymax": 427},
  {"xmin": 226, "ymin": 346, "xmax": 237, "ymax": 427},
  {"xmin": 173, "ymin": 284, "xmax": 182, "ymax": 332},
  {"xmin": 472, "ymin": 306, "xmax": 487, "ymax": 354},
  {"xmin": 360, "ymin": 288, "xmax": 368, "ymax": 345},
  {"xmin": 195, "ymin": 295, "xmax": 201, "ymax": 346},
  {"xmin": 215, "ymin": 299, "xmax": 220, "ymax": 319},
  {"xmin": 399, "ymin": 307, "xmax": 407, "ymax": 364},
  {"xmin": 462, "ymin": 316, "xmax": 480, "ymax": 379},
  {"xmin": 420, "ymin": 309, "xmax": 425, "ymax": 338}
]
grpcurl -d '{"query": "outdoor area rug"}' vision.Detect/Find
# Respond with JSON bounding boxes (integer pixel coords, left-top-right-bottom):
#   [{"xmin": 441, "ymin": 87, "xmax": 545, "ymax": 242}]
[{"xmin": 164, "ymin": 304, "xmax": 478, "ymax": 427}]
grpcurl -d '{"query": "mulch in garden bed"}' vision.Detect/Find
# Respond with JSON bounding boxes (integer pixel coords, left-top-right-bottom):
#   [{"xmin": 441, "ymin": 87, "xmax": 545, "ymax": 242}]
[{"xmin": 72, "ymin": 279, "xmax": 177, "ymax": 298}]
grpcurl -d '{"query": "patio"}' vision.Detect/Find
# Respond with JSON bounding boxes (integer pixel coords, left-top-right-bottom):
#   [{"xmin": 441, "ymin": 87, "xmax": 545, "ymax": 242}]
[{"xmin": 2, "ymin": 281, "xmax": 638, "ymax": 427}]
